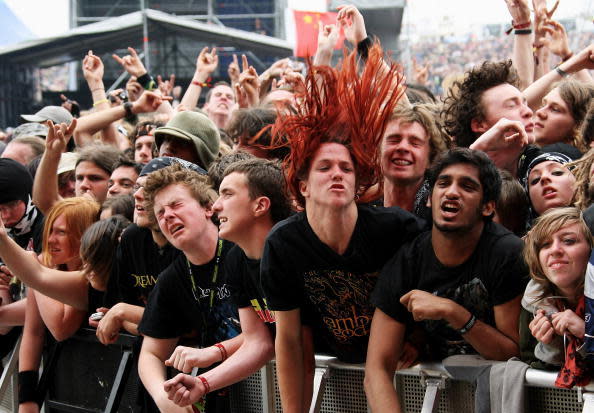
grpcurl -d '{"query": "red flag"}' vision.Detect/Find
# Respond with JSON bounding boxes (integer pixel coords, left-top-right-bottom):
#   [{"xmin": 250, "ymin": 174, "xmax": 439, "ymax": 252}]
[{"xmin": 293, "ymin": 10, "xmax": 345, "ymax": 58}]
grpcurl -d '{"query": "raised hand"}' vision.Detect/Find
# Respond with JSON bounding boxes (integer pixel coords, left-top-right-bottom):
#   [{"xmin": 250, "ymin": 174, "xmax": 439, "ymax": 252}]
[
  {"xmin": 317, "ymin": 23, "xmax": 340, "ymax": 55},
  {"xmin": 412, "ymin": 58, "xmax": 429, "ymax": 85},
  {"xmin": 45, "ymin": 119, "xmax": 77, "ymax": 154},
  {"xmin": 237, "ymin": 54, "xmax": 260, "ymax": 107},
  {"xmin": 228, "ymin": 54, "xmax": 240, "ymax": 86},
  {"xmin": 157, "ymin": 74, "xmax": 176, "ymax": 97},
  {"xmin": 112, "ymin": 47, "xmax": 147, "ymax": 78},
  {"xmin": 126, "ymin": 76, "xmax": 144, "ymax": 102},
  {"xmin": 540, "ymin": 20, "xmax": 572, "ymax": 59},
  {"xmin": 336, "ymin": 4, "xmax": 367, "ymax": 45},
  {"xmin": 504, "ymin": 0, "xmax": 531, "ymax": 24},
  {"xmin": 195, "ymin": 47, "xmax": 218, "ymax": 79},
  {"xmin": 82, "ymin": 50, "xmax": 104, "ymax": 85},
  {"xmin": 132, "ymin": 91, "xmax": 173, "ymax": 114}
]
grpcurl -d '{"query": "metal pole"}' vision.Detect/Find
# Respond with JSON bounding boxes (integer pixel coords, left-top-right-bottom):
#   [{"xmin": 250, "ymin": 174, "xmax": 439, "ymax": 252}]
[{"xmin": 141, "ymin": 0, "xmax": 150, "ymax": 73}]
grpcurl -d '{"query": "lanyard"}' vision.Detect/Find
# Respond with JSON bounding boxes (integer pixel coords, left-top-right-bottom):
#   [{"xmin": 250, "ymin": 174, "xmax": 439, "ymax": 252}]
[{"xmin": 187, "ymin": 239, "xmax": 223, "ymax": 309}]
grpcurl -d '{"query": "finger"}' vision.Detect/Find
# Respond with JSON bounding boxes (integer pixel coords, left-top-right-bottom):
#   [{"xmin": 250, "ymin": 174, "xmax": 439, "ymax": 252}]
[
  {"xmin": 400, "ymin": 290, "xmax": 413, "ymax": 306},
  {"xmin": 242, "ymin": 54, "xmax": 249, "ymax": 72},
  {"xmin": 232, "ymin": 54, "xmax": 238, "ymax": 67},
  {"xmin": 112, "ymin": 54, "xmax": 124, "ymax": 65},
  {"xmin": 128, "ymin": 47, "xmax": 138, "ymax": 58},
  {"xmin": 548, "ymin": 0, "xmax": 560, "ymax": 17},
  {"xmin": 170, "ymin": 74, "xmax": 175, "ymax": 85},
  {"xmin": 157, "ymin": 75, "xmax": 163, "ymax": 84}
]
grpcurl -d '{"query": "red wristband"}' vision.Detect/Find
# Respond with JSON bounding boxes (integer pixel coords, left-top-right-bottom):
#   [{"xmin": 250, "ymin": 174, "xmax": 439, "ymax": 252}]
[
  {"xmin": 191, "ymin": 80, "xmax": 208, "ymax": 87},
  {"xmin": 513, "ymin": 20, "xmax": 531, "ymax": 29},
  {"xmin": 197, "ymin": 376, "xmax": 210, "ymax": 394},
  {"xmin": 214, "ymin": 343, "xmax": 227, "ymax": 361}
]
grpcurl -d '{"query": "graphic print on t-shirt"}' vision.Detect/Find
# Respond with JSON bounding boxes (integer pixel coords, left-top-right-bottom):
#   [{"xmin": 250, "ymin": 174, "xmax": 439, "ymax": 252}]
[
  {"xmin": 423, "ymin": 277, "xmax": 492, "ymax": 358},
  {"xmin": 250, "ymin": 298, "xmax": 275, "ymax": 323},
  {"xmin": 304, "ymin": 269, "xmax": 376, "ymax": 345}
]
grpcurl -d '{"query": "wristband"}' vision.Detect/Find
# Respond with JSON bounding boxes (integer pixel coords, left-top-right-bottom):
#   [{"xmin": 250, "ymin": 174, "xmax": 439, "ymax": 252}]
[
  {"xmin": 214, "ymin": 343, "xmax": 227, "ymax": 361},
  {"xmin": 456, "ymin": 314, "xmax": 477, "ymax": 335},
  {"xmin": 514, "ymin": 29, "xmax": 532, "ymax": 35},
  {"xmin": 93, "ymin": 99, "xmax": 109, "ymax": 107},
  {"xmin": 357, "ymin": 36, "xmax": 373, "ymax": 61},
  {"xmin": 556, "ymin": 66, "xmax": 569, "ymax": 78},
  {"xmin": 18, "ymin": 370, "xmax": 39, "ymax": 404},
  {"xmin": 137, "ymin": 73, "xmax": 156, "ymax": 91},
  {"xmin": 197, "ymin": 375, "xmax": 210, "ymax": 394},
  {"xmin": 192, "ymin": 80, "xmax": 208, "ymax": 87},
  {"xmin": 513, "ymin": 21, "xmax": 531, "ymax": 29},
  {"xmin": 123, "ymin": 101, "xmax": 136, "ymax": 121}
]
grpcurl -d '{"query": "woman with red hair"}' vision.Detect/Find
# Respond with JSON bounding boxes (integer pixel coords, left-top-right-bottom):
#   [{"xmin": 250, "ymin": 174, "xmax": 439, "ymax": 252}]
[{"xmin": 260, "ymin": 44, "xmax": 423, "ymax": 412}]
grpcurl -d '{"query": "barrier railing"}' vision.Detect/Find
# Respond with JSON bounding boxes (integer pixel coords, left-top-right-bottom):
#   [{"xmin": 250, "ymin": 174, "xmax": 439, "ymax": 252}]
[{"xmin": 0, "ymin": 329, "xmax": 592, "ymax": 413}]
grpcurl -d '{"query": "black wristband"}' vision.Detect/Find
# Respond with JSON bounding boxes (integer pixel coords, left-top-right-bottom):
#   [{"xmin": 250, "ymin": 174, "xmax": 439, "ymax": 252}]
[
  {"xmin": 18, "ymin": 370, "xmax": 39, "ymax": 404},
  {"xmin": 123, "ymin": 102, "xmax": 137, "ymax": 122},
  {"xmin": 514, "ymin": 29, "xmax": 532, "ymax": 35},
  {"xmin": 357, "ymin": 36, "xmax": 373, "ymax": 61},
  {"xmin": 136, "ymin": 73, "xmax": 153, "ymax": 89},
  {"xmin": 456, "ymin": 314, "xmax": 477, "ymax": 335}
]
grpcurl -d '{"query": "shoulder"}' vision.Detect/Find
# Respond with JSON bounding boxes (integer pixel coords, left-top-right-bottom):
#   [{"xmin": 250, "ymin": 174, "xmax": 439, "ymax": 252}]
[
  {"xmin": 482, "ymin": 221, "xmax": 524, "ymax": 253},
  {"xmin": 357, "ymin": 204, "xmax": 426, "ymax": 234}
]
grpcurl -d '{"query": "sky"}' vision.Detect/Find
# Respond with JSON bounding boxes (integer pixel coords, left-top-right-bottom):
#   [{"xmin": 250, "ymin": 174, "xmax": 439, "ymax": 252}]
[{"xmin": 3, "ymin": 0, "xmax": 593, "ymax": 40}]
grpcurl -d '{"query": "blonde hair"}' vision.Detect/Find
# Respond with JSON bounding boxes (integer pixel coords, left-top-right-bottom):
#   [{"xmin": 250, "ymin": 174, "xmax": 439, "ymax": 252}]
[
  {"xmin": 41, "ymin": 197, "xmax": 100, "ymax": 268},
  {"xmin": 523, "ymin": 207, "xmax": 593, "ymax": 301},
  {"xmin": 568, "ymin": 148, "xmax": 594, "ymax": 210}
]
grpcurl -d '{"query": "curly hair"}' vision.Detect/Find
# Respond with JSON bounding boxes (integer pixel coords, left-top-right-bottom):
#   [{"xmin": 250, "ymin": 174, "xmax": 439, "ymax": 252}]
[
  {"xmin": 442, "ymin": 60, "xmax": 519, "ymax": 148},
  {"xmin": 143, "ymin": 163, "xmax": 217, "ymax": 226},
  {"xmin": 523, "ymin": 207, "xmax": 593, "ymax": 302},
  {"xmin": 568, "ymin": 148, "xmax": 594, "ymax": 210},
  {"xmin": 269, "ymin": 43, "xmax": 405, "ymax": 208}
]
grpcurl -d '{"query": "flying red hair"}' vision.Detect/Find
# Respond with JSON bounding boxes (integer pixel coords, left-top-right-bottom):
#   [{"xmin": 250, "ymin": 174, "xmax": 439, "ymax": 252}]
[{"xmin": 270, "ymin": 43, "xmax": 405, "ymax": 208}]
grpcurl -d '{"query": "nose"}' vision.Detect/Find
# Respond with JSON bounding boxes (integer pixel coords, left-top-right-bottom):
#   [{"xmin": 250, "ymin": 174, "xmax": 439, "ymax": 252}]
[
  {"xmin": 521, "ymin": 102, "xmax": 533, "ymax": 119},
  {"xmin": 0, "ymin": 209, "xmax": 10, "ymax": 222},
  {"xmin": 535, "ymin": 106, "xmax": 546, "ymax": 120},
  {"xmin": 79, "ymin": 178, "xmax": 91, "ymax": 191},
  {"xmin": 212, "ymin": 197, "xmax": 222, "ymax": 212},
  {"xmin": 108, "ymin": 184, "xmax": 119, "ymax": 196},
  {"xmin": 444, "ymin": 182, "xmax": 460, "ymax": 198},
  {"xmin": 133, "ymin": 187, "xmax": 144, "ymax": 201},
  {"xmin": 549, "ymin": 238, "xmax": 564, "ymax": 256}
]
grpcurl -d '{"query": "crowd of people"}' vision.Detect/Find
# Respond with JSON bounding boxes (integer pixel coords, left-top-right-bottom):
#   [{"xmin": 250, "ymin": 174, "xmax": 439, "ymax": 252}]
[{"xmin": 0, "ymin": 1, "xmax": 593, "ymax": 412}]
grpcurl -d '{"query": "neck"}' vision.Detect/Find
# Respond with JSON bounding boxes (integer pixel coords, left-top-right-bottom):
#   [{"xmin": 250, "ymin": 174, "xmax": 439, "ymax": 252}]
[
  {"xmin": 65, "ymin": 256, "xmax": 83, "ymax": 271},
  {"xmin": 185, "ymin": 222, "xmax": 220, "ymax": 265},
  {"xmin": 235, "ymin": 220, "xmax": 273, "ymax": 260},
  {"xmin": 558, "ymin": 286, "xmax": 581, "ymax": 307},
  {"xmin": 151, "ymin": 228, "xmax": 169, "ymax": 248},
  {"xmin": 432, "ymin": 221, "xmax": 484, "ymax": 267},
  {"xmin": 210, "ymin": 113, "xmax": 229, "ymax": 130},
  {"xmin": 306, "ymin": 203, "xmax": 358, "ymax": 255},
  {"xmin": 383, "ymin": 178, "xmax": 423, "ymax": 210}
]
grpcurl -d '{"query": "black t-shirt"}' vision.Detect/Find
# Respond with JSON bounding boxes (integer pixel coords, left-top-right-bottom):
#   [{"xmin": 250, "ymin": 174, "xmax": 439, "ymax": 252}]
[
  {"xmin": 226, "ymin": 245, "xmax": 275, "ymax": 324},
  {"xmin": 372, "ymin": 221, "xmax": 528, "ymax": 360},
  {"xmin": 138, "ymin": 239, "xmax": 240, "ymax": 346},
  {"xmin": 260, "ymin": 205, "xmax": 423, "ymax": 363},
  {"xmin": 104, "ymin": 224, "xmax": 181, "ymax": 308}
]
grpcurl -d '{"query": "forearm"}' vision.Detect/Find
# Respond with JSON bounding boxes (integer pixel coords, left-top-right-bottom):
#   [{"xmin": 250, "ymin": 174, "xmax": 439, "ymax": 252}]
[
  {"xmin": 0, "ymin": 298, "xmax": 26, "ymax": 327},
  {"xmin": 276, "ymin": 332, "xmax": 305, "ymax": 413},
  {"xmin": 33, "ymin": 290, "xmax": 84, "ymax": 341},
  {"xmin": 75, "ymin": 106, "xmax": 127, "ymax": 139},
  {"xmin": 19, "ymin": 294, "xmax": 44, "ymax": 372},
  {"xmin": 512, "ymin": 32, "xmax": 534, "ymax": 90},
  {"xmin": 180, "ymin": 72, "xmax": 208, "ymax": 110},
  {"xmin": 364, "ymin": 365, "xmax": 401, "ymax": 413},
  {"xmin": 534, "ymin": 47, "xmax": 550, "ymax": 80},
  {"xmin": 111, "ymin": 303, "xmax": 145, "ymax": 335},
  {"xmin": 574, "ymin": 69, "xmax": 593, "ymax": 83},
  {"xmin": 32, "ymin": 151, "xmax": 62, "ymax": 215},
  {"xmin": 202, "ymin": 330, "xmax": 273, "ymax": 391}
]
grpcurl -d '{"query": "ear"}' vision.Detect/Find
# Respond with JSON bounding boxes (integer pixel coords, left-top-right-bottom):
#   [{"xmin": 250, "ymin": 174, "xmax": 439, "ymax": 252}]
[
  {"xmin": 299, "ymin": 180, "xmax": 309, "ymax": 199},
  {"xmin": 204, "ymin": 204, "xmax": 214, "ymax": 219},
  {"xmin": 470, "ymin": 117, "xmax": 489, "ymax": 134},
  {"xmin": 253, "ymin": 196, "xmax": 271, "ymax": 218},
  {"xmin": 481, "ymin": 200, "xmax": 496, "ymax": 218}
]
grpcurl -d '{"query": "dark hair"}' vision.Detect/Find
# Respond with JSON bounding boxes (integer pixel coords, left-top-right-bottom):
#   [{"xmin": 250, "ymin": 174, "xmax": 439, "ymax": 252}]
[
  {"xmin": 227, "ymin": 108, "xmax": 289, "ymax": 160},
  {"xmin": 131, "ymin": 119, "xmax": 164, "ymax": 142},
  {"xmin": 208, "ymin": 151, "xmax": 255, "ymax": 191},
  {"xmin": 496, "ymin": 169, "xmax": 529, "ymax": 236},
  {"xmin": 405, "ymin": 83, "xmax": 436, "ymax": 104},
  {"xmin": 222, "ymin": 158, "xmax": 293, "ymax": 223},
  {"xmin": 205, "ymin": 81, "xmax": 234, "ymax": 103},
  {"xmin": 100, "ymin": 194, "xmax": 135, "ymax": 221},
  {"xmin": 112, "ymin": 155, "xmax": 143, "ymax": 176},
  {"xmin": 442, "ymin": 60, "xmax": 519, "ymax": 148},
  {"xmin": 26, "ymin": 154, "xmax": 43, "ymax": 180},
  {"xmin": 80, "ymin": 215, "xmax": 130, "ymax": 289},
  {"xmin": 76, "ymin": 143, "xmax": 123, "ymax": 175},
  {"xmin": 427, "ymin": 148, "xmax": 501, "ymax": 206}
]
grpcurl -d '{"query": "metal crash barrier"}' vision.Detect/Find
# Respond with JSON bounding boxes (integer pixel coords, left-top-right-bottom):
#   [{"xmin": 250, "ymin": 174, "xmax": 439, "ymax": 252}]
[{"xmin": 0, "ymin": 330, "xmax": 592, "ymax": 412}]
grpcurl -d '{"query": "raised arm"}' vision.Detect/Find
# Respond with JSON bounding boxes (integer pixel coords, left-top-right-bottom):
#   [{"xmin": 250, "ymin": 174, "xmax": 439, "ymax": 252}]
[
  {"xmin": 0, "ymin": 219, "xmax": 88, "ymax": 310},
  {"xmin": 32, "ymin": 120, "xmax": 75, "ymax": 215},
  {"xmin": 524, "ymin": 44, "xmax": 594, "ymax": 109},
  {"xmin": 505, "ymin": 0, "xmax": 534, "ymax": 90},
  {"xmin": 180, "ymin": 47, "xmax": 218, "ymax": 110}
]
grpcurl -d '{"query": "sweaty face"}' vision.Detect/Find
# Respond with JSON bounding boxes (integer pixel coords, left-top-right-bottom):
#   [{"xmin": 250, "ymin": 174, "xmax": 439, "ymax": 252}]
[
  {"xmin": 299, "ymin": 143, "xmax": 356, "ymax": 210},
  {"xmin": 213, "ymin": 172, "xmax": 254, "ymax": 243},
  {"xmin": 47, "ymin": 213, "xmax": 78, "ymax": 267},
  {"xmin": 108, "ymin": 166, "xmax": 139, "ymax": 198},
  {"xmin": 430, "ymin": 163, "xmax": 492, "ymax": 234},
  {"xmin": 158, "ymin": 136, "xmax": 199, "ymax": 164},
  {"xmin": 153, "ymin": 184, "xmax": 213, "ymax": 252},
  {"xmin": 538, "ymin": 223, "xmax": 590, "ymax": 297},
  {"xmin": 381, "ymin": 119, "xmax": 431, "ymax": 186},
  {"xmin": 0, "ymin": 200, "xmax": 26, "ymax": 228},
  {"xmin": 75, "ymin": 161, "xmax": 110, "ymax": 203},
  {"xmin": 528, "ymin": 161, "xmax": 576, "ymax": 216},
  {"xmin": 134, "ymin": 135, "xmax": 154, "ymax": 164},
  {"xmin": 534, "ymin": 88, "xmax": 576, "ymax": 146},
  {"xmin": 475, "ymin": 83, "xmax": 534, "ymax": 139}
]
